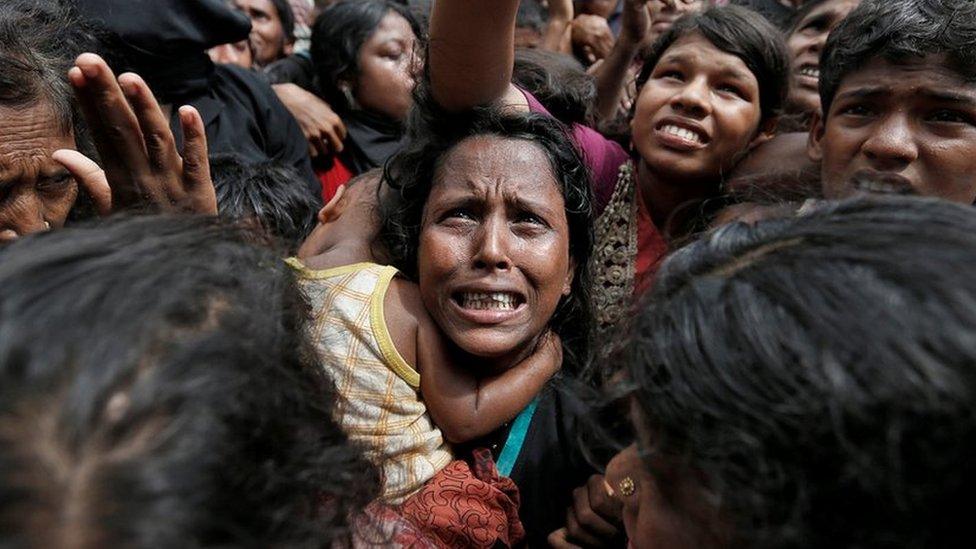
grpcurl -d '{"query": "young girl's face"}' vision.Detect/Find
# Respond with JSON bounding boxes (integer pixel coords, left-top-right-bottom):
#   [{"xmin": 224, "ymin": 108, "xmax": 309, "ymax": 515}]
[{"xmin": 631, "ymin": 32, "xmax": 765, "ymax": 185}]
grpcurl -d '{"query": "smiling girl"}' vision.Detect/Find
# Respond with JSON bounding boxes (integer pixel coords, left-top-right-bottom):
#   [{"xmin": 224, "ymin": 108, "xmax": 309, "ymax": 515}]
[{"xmin": 428, "ymin": 3, "xmax": 789, "ymax": 332}]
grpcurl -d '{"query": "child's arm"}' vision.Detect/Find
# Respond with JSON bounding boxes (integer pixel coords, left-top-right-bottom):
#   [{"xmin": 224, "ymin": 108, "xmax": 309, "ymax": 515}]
[
  {"xmin": 419, "ymin": 322, "xmax": 562, "ymax": 445},
  {"xmin": 383, "ymin": 277, "xmax": 561, "ymax": 444}
]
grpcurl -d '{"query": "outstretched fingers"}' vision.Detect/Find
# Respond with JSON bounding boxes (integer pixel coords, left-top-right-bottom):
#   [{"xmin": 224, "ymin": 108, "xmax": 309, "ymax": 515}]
[{"xmin": 69, "ymin": 54, "xmax": 148, "ymax": 207}]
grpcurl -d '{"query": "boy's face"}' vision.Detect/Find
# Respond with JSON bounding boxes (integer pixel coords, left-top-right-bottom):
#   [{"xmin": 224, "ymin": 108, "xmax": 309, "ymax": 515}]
[{"xmin": 810, "ymin": 56, "xmax": 976, "ymax": 203}]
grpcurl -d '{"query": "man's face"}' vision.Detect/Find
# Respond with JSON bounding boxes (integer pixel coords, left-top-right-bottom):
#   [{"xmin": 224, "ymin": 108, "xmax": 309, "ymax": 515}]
[
  {"xmin": 234, "ymin": 0, "xmax": 292, "ymax": 66},
  {"xmin": 810, "ymin": 56, "xmax": 976, "ymax": 203}
]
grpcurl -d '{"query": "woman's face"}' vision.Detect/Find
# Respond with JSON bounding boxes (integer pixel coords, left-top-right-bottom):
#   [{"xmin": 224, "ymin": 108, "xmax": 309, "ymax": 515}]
[
  {"xmin": 0, "ymin": 101, "xmax": 78, "ymax": 241},
  {"xmin": 787, "ymin": 0, "xmax": 861, "ymax": 114},
  {"xmin": 417, "ymin": 136, "xmax": 574, "ymax": 367},
  {"xmin": 352, "ymin": 11, "xmax": 419, "ymax": 122},
  {"xmin": 609, "ymin": 404, "xmax": 729, "ymax": 548},
  {"xmin": 632, "ymin": 33, "xmax": 766, "ymax": 185}
]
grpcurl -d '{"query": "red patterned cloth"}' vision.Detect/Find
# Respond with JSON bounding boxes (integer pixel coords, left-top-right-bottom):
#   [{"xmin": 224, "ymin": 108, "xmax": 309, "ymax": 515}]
[{"xmin": 397, "ymin": 449, "xmax": 525, "ymax": 548}]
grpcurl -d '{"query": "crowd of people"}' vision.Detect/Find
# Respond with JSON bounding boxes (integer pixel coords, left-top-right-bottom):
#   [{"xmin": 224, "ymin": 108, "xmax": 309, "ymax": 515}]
[{"xmin": 2, "ymin": 0, "xmax": 976, "ymax": 547}]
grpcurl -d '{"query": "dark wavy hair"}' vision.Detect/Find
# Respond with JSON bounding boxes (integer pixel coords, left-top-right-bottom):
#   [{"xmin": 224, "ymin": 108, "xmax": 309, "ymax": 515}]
[
  {"xmin": 819, "ymin": 0, "xmax": 976, "ymax": 115},
  {"xmin": 0, "ymin": 216, "xmax": 379, "ymax": 547},
  {"xmin": 309, "ymin": 0, "xmax": 422, "ymax": 113},
  {"xmin": 637, "ymin": 5, "xmax": 791, "ymax": 124},
  {"xmin": 624, "ymin": 196, "xmax": 976, "ymax": 547},
  {"xmin": 269, "ymin": 0, "xmax": 296, "ymax": 42},
  {"xmin": 380, "ymin": 90, "xmax": 594, "ymax": 376}
]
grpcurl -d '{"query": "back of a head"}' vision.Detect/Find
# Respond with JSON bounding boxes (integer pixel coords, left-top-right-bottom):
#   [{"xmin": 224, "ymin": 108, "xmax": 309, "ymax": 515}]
[
  {"xmin": 0, "ymin": 216, "xmax": 378, "ymax": 548},
  {"xmin": 819, "ymin": 0, "xmax": 976, "ymax": 114},
  {"xmin": 513, "ymin": 48, "xmax": 595, "ymax": 126},
  {"xmin": 210, "ymin": 153, "xmax": 318, "ymax": 252},
  {"xmin": 628, "ymin": 196, "xmax": 976, "ymax": 547}
]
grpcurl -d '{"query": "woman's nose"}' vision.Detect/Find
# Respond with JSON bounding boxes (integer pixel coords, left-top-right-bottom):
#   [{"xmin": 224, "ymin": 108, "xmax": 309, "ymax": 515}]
[
  {"xmin": 670, "ymin": 77, "xmax": 711, "ymax": 118},
  {"xmin": 471, "ymin": 217, "xmax": 512, "ymax": 272}
]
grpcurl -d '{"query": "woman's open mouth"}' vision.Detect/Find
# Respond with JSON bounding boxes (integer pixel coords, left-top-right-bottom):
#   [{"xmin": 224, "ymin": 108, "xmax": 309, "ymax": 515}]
[{"xmin": 451, "ymin": 291, "xmax": 527, "ymax": 323}]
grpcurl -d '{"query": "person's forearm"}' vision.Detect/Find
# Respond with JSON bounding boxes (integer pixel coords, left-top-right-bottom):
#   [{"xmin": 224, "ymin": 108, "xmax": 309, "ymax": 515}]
[
  {"xmin": 592, "ymin": 38, "xmax": 641, "ymax": 122},
  {"xmin": 425, "ymin": 357, "xmax": 557, "ymax": 444},
  {"xmin": 428, "ymin": 0, "xmax": 520, "ymax": 111},
  {"xmin": 541, "ymin": 0, "xmax": 574, "ymax": 53}
]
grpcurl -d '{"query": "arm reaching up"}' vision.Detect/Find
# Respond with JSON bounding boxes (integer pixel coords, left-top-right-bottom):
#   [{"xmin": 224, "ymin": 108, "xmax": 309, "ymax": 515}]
[{"xmin": 428, "ymin": 0, "xmax": 528, "ymax": 112}]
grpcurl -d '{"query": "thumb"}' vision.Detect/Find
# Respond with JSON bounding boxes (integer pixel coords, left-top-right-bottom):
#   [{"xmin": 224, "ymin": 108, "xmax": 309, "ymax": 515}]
[{"xmin": 52, "ymin": 149, "xmax": 112, "ymax": 216}]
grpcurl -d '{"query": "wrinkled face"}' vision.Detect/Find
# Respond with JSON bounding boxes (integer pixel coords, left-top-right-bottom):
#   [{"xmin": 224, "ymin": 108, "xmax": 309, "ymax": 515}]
[
  {"xmin": 648, "ymin": 0, "xmax": 704, "ymax": 42},
  {"xmin": 417, "ymin": 136, "xmax": 574, "ymax": 368},
  {"xmin": 352, "ymin": 11, "xmax": 419, "ymax": 122},
  {"xmin": 0, "ymin": 102, "xmax": 78, "ymax": 241},
  {"xmin": 811, "ymin": 56, "xmax": 976, "ymax": 203},
  {"xmin": 632, "ymin": 33, "xmax": 765, "ymax": 186},
  {"xmin": 235, "ymin": 0, "xmax": 292, "ymax": 66},
  {"xmin": 786, "ymin": 0, "xmax": 860, "ymax": 115}
]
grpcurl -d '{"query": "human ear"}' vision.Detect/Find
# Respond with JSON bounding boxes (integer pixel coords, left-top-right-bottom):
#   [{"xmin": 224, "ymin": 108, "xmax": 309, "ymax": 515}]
[
  {"xmin": 562, "ymin": 257, "xmax": 576, "ymax": 296},
  {"xmin": 747, "ymin": 117, "xmax": 779, "ymax": 151},
  {"xmin": 317, "ymin": 184, "xmax": 347, "ymax": 224},
  {"xmin": 807, "ymin": 109, "xmax": 826, "ymax": 162}
]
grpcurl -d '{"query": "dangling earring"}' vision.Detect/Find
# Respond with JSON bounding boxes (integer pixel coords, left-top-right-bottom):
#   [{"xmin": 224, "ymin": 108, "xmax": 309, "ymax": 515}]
[{"xmin": 340, "ymin": 84, "xmax": 358, "ymax": 110}]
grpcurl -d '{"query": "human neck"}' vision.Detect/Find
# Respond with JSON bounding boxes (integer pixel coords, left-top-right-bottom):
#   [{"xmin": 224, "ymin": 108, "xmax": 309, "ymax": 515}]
[
  {"xmin": 302, "ymin": 236, "xmax": 379, "ymax": 270},
  {"xmin": 637, "ymin": 160, "xmax": 718, "ymax": 238}
]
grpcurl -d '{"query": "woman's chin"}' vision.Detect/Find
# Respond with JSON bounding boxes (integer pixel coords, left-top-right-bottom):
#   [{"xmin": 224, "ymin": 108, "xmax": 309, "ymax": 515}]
[{"xmin": 450, "ymin": 330, "xmax": 538, "ymax": 370}]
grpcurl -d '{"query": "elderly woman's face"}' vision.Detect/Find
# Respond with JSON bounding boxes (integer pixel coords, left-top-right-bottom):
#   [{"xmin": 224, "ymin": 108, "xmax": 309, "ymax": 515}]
[
  {"xmin": 0, "ymin": 101, "xmax": 78, "ymax": 240},
  {"xmin": 417, "ymin": 136, "xmax": 574, "ymax": 366}
]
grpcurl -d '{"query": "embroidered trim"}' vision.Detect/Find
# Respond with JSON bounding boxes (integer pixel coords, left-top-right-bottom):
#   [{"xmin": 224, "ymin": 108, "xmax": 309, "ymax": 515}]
[{"xmin": 589, "ymin": 161, "xmax": 639, "ymax": 333}]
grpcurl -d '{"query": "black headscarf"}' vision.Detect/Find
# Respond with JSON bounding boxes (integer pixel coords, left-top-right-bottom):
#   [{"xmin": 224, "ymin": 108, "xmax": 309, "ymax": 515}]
[{"xmin": 71, "ymin": 0, "xmax": 251, "ymax": 102}]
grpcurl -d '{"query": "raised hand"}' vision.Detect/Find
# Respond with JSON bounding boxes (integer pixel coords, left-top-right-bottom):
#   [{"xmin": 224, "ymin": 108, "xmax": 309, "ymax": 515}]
[{"xmin": 53, "ymin": 53, "xmax": 217, "ymax": 216}]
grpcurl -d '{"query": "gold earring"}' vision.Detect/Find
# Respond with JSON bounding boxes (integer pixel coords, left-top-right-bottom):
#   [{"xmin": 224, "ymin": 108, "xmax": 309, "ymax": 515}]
[{"xmin": 618, "ymin": 476, "xmax": 636, "ymax": 497}]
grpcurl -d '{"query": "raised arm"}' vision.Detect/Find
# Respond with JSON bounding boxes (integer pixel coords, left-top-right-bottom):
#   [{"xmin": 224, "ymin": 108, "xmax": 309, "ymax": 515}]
[
  {"xmin": 591, "ymin": 0, "xmax": 652, "ymax": 123},
  {"xmin": 419, "ymin": 320, "xmax": 562, "ymax": 444},
  {"xmin": 540, "ymin": 0, "xmax": 574, "ymax": 54},
  {"xmin": 428, "ymin": 0, "xmax": 528, "ymax": 112}
]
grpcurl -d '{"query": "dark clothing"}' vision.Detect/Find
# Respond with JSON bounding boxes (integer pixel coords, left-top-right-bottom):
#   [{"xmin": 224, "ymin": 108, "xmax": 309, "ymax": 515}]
[
  {"xmin": 457, "ymin": 378, "xmax": 600, "ymax": 548},
  {"xmin": 167, "ymin": 64, "xmax": 320, "ymax": 200},
  {"xmin": 264, "ymin": 51, "xmax": 317, "ymax": 91},
  {"xmin": 341, "ymin": 110, "xmax": 408, "ymax": 175},
  {"xmin": 74, "ymin": 0, "xmax": 321, "ymax": 201}
]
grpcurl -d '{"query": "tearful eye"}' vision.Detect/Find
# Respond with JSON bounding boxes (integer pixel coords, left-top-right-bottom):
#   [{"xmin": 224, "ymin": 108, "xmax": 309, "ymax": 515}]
[
  {"xmin": 441, "ymin": 207, "xmax": 476, "ymax": 222},
  {"xmin": 514, "ymin": 211, "xmax": 545, "ymax": 225}
]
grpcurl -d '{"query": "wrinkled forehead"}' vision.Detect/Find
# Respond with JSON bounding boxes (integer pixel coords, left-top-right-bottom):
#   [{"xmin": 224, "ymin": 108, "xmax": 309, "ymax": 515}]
[
  {"xmin": 0, "ymin": 101, "xmax": 74, "ymax": 184},
  {"xmin": 431, "ymin": 135, "xmax": 560, "ymax": 196}
]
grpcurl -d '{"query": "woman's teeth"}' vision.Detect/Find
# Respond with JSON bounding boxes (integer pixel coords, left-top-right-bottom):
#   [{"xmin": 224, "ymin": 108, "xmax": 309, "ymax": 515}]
[
  {"xmin": 799, "ymin": 66, "xmax": 820, "ymax": 79},
  {"xmin": 460, "ymin": 292, "xmax": 519, "ymax": 310},
  {"xmin": 661, "ymin": 124, "xmax": 704, "ymax": 144}
]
